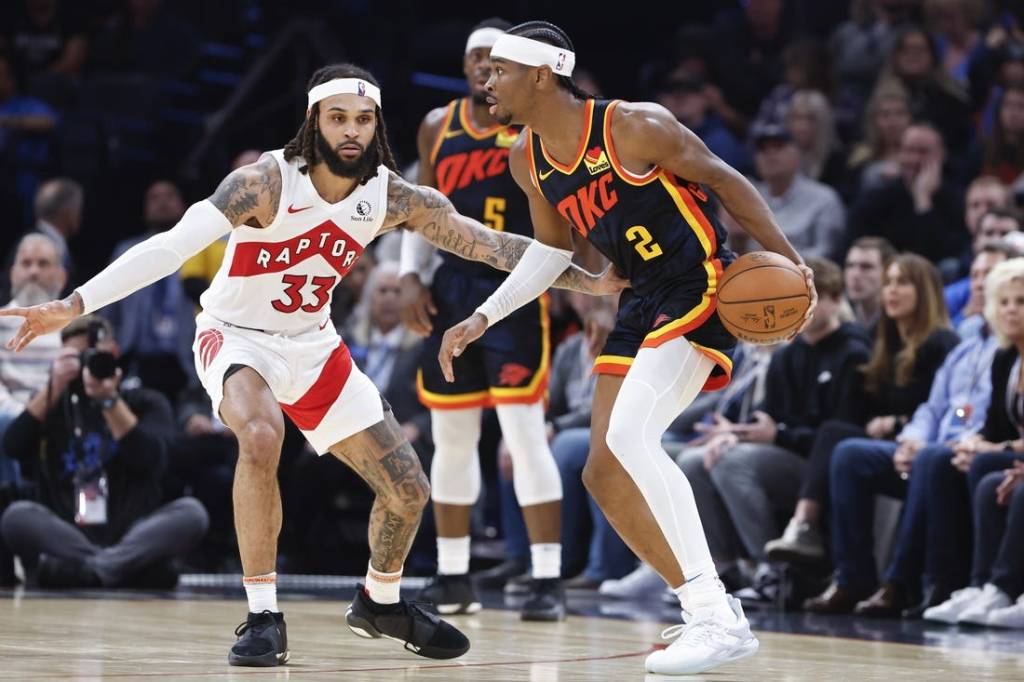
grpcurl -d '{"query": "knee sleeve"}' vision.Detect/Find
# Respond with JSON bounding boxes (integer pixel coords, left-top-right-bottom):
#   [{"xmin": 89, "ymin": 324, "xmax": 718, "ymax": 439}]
[
  {"xmin": 429, "ymin": 408, "xmax": 483, "ymax": 505},
  {"xmin": 495, "ymin": 402, "xmax": 562, "ymax": 506}
]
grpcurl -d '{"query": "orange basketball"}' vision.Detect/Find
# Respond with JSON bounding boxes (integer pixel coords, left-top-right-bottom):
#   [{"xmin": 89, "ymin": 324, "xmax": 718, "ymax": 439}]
[{"xmin": 716, "ymin": 251, "xmax": 810, "ymax": 345}]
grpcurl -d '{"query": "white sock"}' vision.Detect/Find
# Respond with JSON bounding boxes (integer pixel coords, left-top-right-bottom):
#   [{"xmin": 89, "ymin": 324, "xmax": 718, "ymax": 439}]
[
  {"xmin": 243, "ymin": 572, "xmax": 278, "ymax": 613},
  {"xmin": 674, "ymin": 571, "xmax": 733, "ymax": 622},
  {"xmin": 531, "ymin": 543, "xmax": 561, "ymax": 579},
  {"xmin": 365, "ymin": 562, "xmax": 402, "ymax": 605},
  {"xmin": 437, "ymin": 536, "xmax": 470, "ymax": 575}
]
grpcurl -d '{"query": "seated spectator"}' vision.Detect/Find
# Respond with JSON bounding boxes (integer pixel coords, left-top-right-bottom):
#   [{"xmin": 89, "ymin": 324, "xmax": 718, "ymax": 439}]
[
  {"xmin": 1, "ymin": 0, "xmax": 88, "ymax": 82},
  {"xmin": 752, "ymin": 39, "xmax": 834, "ymax": 132},
  {"xmin": 848, "ymin": 123, "xmax": 968, "ymax": 265},
  {"xmin": 655, "ymin": 74, "xmax": 751, "ymax": 175},
  {"xmin": 824, "ymin": 247, "xmax": 1007, "ymax": 619},
  {"xmin": 847, "ymin": 84, "xmax": 912, "ymax": 194},
  {"xmin": 676, "ymin": 258, "xmax": 871, "ymax": 601},
  {"xmin": 751, "ymin": 123, "xmax": 845, "ymax": 260},
  {"xmin": 0, "ymin": 315, "xmax": 207, "ymax": 588},
  {"xmin": 872, "ymin": 25, "xmax": 972, "ymax": 154},
  {"xmin": 768, "ymin": 254, "xmax": 959, "ymax": 586},
  {"xmin": 0, "ymin": 51, "xmax": 58, "ymax": 225},
  {"xmin": 925, "ymin": 0, "xmax": 984, "ymax": 86},
  {"xmin": 844, "ymin": 236, "xmax": 895, "ymax": 332},
  {"xmin": 951, "ymin": 175, "xmax": 1013, "ymax": 278},
  {"xmin": 920, "ymin": 257, "xmax": 1024, "ymax": 625},
  {"xmin": 947, "ymin": 215, "xmax": 1023, "ymax": 328},
  {"xmin": 104, "ymin": 180, "xmax": 197, "ymax": 404},
  {"xmin": 0, "ymin": 233, "xmax": 65, "ymax": 488},
  {"xmin": 783, "ymin": 89, "xmax": 848, "ymax": 193},
  {"xmin": 30, "ymin": 176, "xmax": 81, "ymax": 289},
  {"xmin": 829, "ymin": 0, "xmax": 902, "ymax": 128},
  {"xmin": 345, "ymin": 261, "xmax": 427, "ymax": 454},
  {"xmin": 980, "ymin": 85, "xmax": 1024, "ymax": 185}
]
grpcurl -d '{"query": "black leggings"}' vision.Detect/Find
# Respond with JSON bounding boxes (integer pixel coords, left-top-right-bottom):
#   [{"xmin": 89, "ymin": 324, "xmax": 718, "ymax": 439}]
[{"xmin": 799, "ymin": 419, "xmax": 868, "ymax": 504}]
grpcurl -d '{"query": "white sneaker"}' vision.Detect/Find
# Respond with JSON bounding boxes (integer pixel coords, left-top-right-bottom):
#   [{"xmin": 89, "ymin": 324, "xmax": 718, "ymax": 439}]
[
  {"xmin": 644, "ymin": 595, "xmax": 759, "ymax": 675},
  {"xmin": 986, "ymin": 594, "xmax": 1024, "ymax": 629},
  {"xmin": 599, "ymin": 563, "xmax": 664, "ymax": 599},
  {"xmin": 957, "ymin": 583, "xmax": 1012, "ymax": 626},
  {"xmin": 923, "ymin": 586, "xmax": 983, "ymax": 624}
]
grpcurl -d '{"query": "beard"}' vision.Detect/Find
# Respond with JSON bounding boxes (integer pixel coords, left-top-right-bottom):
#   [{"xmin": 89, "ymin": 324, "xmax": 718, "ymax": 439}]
[
  {"xmin": 471, "ymin": 91, "xmax": 490, "ymax": 106},
  {"xmin": 12, "ymin": 281, "xmax": 56, "ymax": 307},
  {"xmin": 494, "ymin": 108, "xmax": 513, "ymax": 126},
  {"xmin": 315, "ymin": 129, "xmax": 377, "ymax": 179}
]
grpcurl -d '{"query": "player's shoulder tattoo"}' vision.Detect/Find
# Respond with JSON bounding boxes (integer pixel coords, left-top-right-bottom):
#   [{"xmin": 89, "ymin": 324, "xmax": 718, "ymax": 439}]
[
  {"xmin": 384, "ymin": 171, "xmax": 449, "ymax": 228},
  {"xmin": 209, "ymin": 154, "xmax": 281, "ymax": 226}
]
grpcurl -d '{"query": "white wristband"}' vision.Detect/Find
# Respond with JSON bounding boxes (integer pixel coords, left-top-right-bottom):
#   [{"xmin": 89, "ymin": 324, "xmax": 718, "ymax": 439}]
[
  {"xmin": 77, "ymin": 200, "xmax": 231, "ymax": 314},
  {"xmin": 475, "ymin": 241, "xmax": 573, "ymax": 326}
]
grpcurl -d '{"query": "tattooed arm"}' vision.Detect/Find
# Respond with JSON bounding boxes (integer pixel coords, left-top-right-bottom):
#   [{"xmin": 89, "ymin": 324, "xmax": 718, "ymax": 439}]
[
  {"xmin": 0, "ymin": 157, "xmax": 284, "ymax": 352},
  {"xmin": 381, "ymin": 172, "xmax": 623, "ymax": 295}
]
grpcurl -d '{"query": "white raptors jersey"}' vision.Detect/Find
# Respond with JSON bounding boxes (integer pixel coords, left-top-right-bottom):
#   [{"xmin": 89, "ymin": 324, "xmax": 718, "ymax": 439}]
[{"xmin": 200, "ymin": 150, "xmax": 389, "ymax": 333}]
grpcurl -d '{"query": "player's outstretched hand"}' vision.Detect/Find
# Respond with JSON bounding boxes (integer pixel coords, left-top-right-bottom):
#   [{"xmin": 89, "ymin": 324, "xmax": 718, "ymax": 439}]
[
  {"xmin": 438, "ymin": 312, "xmax": 488, "ymax": 382},
  {"xmin": 593, "ymin": 264, "xmax": 630, "ymax": 296},
  {"xmin": 791, "ymin": 263, "xmax": 817, "ymax": 339},
  {"xmin": 398, "ymin": 274, "xmax": 437, "ymax": 337},
  {"xmin": 0, "ymin": 298, "xmax": 77, "ymax": 352}
]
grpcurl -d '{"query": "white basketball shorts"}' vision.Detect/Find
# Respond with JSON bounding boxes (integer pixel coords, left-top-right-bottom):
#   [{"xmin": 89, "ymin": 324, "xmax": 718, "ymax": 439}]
[{"xmin": 192, "ymin": 311, "xmax": 384, "ymax": 454}]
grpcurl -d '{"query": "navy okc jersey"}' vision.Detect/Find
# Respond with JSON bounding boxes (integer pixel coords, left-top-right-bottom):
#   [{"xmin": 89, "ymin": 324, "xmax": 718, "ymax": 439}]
[
  {"xmin": 526, "ymin": 99, "xmax": 733, "ymax": 296},
  {"xmin": 431, "ymin": 98, "xmax": 531, "ymax": 278}
]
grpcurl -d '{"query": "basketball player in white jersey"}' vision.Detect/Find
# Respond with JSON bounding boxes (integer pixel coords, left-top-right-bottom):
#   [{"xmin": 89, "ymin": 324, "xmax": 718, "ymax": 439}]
[{"xmin": 0, "ymin": 63, "xmax": 625, "ymax": 668}]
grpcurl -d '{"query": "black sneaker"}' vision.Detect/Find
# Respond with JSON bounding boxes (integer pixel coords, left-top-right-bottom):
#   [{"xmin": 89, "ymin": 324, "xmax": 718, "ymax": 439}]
[
  {"xmin": 228, "ymin": 610, "xmax": 289, "ymax": 667},
  {"xmin": 474, "ymin": 557, "xmax": 528, "ymax": 588},
  {"xmin": 520, "ymin": 578, "xmax": 566, "ymax": 622},
  {"xmin": 417, "ymin": 574, "xmax": 482, "ymax": 615},
  {"xmin": 36, "ymin": 553, "xmax": 101, "ymax": 588},
  {"xmin": 346, "ymin": 585, "xmax": 470, "ymax": 659}
]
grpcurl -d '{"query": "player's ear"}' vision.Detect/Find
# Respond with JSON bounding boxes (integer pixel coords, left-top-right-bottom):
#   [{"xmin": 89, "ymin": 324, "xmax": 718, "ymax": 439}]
[{"xmin": 535, "ymin": 65, "xmax": 555, "ymax": 90}]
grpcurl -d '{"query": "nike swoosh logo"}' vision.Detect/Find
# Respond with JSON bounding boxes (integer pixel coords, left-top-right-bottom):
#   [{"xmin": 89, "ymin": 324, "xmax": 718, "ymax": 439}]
[
  {"xmin": 288, "ymin": 204, "xmax": 312, "ymax": 213},
  {"xmin": 318, "ymin": 319, "xmax": 330, "ymax": 331},
  {"xmin": 538, "ymin": 168, "xmax": 555, "ymax": 181},
  {"xmin": 443, "ymin": 129, "xmax": 465, "ymax": 140}
]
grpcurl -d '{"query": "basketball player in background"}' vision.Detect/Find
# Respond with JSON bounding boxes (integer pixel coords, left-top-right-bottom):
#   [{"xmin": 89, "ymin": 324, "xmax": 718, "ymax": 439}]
[
  {"xmin": 437, "ymin": 23, "xmax": 816, "ymax": 675},
  {"xmin": 1, "ymin": 63, "xmax": 624, "ymax": 668},
  {"xmin": 399, "ymin": 19, "xmax": 567, "ymax": 621}
]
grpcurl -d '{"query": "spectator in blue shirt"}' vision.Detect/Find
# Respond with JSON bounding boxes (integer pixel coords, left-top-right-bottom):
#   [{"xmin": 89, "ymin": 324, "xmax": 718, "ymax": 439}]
[
  {"xmin": 0, "ymin": 51, "xmax": 57, "ymax": 226},
  {"xmin": 946, "ymin": 211, "xmax": 1022, "ymax": 329}
]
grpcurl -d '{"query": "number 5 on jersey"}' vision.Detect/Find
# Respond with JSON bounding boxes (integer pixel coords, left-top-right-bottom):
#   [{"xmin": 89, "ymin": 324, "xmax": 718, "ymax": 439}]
[
  {"xmin": 483, "ymin": 196, "xmax": 506, "ymax": 231},
  {"xmin": 272, "ymin": 274, "xmax": 337, "ymax": 313},
  {"xmin": 626, "ymin": 225, "xmax": 663, "ymax": 261}
]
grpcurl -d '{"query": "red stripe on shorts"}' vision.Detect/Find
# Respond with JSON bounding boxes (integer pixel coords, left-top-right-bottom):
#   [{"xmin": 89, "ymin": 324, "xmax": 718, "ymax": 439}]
[{"xmin": 279, "ymin": 341, "xmax": 353, "ymax": 431}]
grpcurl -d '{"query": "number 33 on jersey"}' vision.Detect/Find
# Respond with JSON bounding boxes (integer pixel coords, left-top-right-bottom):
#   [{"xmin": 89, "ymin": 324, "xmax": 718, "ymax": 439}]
[{"xmin": 199, "ymin": 149, "xmax": 389, "ymax": 331}]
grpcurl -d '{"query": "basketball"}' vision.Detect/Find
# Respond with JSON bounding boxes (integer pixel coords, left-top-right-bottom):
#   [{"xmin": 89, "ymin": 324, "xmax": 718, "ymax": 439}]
[{"xmin": 716, "ymin": 251, "xmax": 810, "ymax": 345}]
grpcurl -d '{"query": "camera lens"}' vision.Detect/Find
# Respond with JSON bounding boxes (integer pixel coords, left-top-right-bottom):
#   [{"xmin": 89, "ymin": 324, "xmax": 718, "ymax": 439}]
[{"xmin": 83, "ymin": 349, "xmax": 118, "ymax": 380}]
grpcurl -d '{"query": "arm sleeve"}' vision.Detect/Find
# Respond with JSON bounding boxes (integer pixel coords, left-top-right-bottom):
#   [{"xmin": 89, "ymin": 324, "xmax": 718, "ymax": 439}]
[
  {"xmin": 475, "ymin": 241, "xmax": 573, "ymax": 326},
  {"xmin": 398, "ymin": 230, "xmax": 436, "ymax": 279},
  {"xmin": 76, "ymin": 201, "xmax": 232, "ymax": 314}
]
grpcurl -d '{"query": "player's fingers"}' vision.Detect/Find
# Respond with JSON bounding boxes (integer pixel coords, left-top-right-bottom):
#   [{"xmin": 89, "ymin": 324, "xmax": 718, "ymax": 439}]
[
  {"xmin": 13, "ymin": 326, "xmax": 37, "ymax": 353},
  {"xmin": 0, "ymin": 306, "xmax": 29, "ymax": 318},
  {"xmin": 426, "ymin": 295, "xmax": 438, "ymax": 316}
]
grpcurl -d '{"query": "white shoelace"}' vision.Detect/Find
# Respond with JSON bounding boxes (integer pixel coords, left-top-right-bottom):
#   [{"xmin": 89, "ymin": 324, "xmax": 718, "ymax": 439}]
[{"xmin": 660, "ymin": 612, "xmax": 728, "ymax": 648}]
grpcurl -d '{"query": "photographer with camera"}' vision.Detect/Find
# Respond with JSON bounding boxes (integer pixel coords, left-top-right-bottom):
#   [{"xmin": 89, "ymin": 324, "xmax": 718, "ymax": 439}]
[{"xmin": 0, "ymin": 315, "xmax": 208, "ymax": 588}]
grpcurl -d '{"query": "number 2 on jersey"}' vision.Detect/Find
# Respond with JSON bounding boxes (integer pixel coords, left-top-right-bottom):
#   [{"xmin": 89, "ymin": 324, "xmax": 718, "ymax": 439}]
[
  {"xmin": 625, "ymin": 225, "xmax": 663, "ymax": 261},
  {"xmin": 272, "ymin": 274, "xmax": 337, "ymax": 313},
  {"xmin": 483, "ymin": 196, "xmax": 506, "ymax": 231}
]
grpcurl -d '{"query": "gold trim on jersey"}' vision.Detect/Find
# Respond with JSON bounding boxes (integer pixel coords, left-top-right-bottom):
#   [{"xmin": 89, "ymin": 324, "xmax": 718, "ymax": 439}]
[
  {"xmin": 429, "ymin": 100, "xmax": 458, "ymax": 166},
  {"xmin": 603, "ymin": 100, "xmax": 660, "ymax": 186},
  {"xmin": 537, "ymin": 98, "xmax": 595, "ymax": 175},
  {"xmin": 458, "ymin": 98, "xmax": 505, "ymax": 140}
]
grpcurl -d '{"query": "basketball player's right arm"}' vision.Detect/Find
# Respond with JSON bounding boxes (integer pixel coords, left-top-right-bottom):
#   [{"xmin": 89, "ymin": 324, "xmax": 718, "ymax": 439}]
[{"xmin": 0, "ymin": 157, "xmax": 281, "ymax": 352}]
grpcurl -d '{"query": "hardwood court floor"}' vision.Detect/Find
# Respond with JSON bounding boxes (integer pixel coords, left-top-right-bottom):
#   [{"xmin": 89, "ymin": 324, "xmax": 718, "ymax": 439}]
[{"xmin": 1, "ymin": 597, "xmax": 1022, "ymax": 681}]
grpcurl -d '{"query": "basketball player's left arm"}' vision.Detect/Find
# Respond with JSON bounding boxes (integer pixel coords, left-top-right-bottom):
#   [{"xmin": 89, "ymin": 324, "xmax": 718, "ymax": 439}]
[
  {"xmin": 612, "ymin": 102, "xmax": 816, "ymax": 323},
  {"xmin": 381, "ymin": 172, "xmax": 623, "ymax": 296}
]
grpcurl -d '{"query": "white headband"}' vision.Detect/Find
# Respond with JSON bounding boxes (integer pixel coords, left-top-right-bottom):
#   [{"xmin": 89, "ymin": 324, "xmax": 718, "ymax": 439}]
[
  {"xmin": 489, "ymin": 34, "xmax": 575, "ymax": 77},
  {"xmin": 465, "ymin": 27, "xmax": 505, "ymax": 54},
  {"xmin": 307, "ymin": 78, "xmax": 381, "ymax": 110}
]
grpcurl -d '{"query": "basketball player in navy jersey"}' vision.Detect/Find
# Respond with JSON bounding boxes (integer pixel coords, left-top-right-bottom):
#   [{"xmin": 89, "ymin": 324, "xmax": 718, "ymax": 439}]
[
  {"xmin": 1, "ymin": 63, "xmax": 624, "ymax": 667},
  {"xmin": 399, "ymin": 19, "xmax": 567, "ymax": 622},
  {"xmin": 437, "ymin": 22, "xmax": 816, "ymax": 675}
]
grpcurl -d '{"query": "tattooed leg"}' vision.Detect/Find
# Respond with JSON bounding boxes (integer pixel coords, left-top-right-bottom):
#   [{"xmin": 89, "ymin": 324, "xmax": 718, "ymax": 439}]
[{"xmin": 329, "ymin": 409, "xmax": 431, "ymax": 572}]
